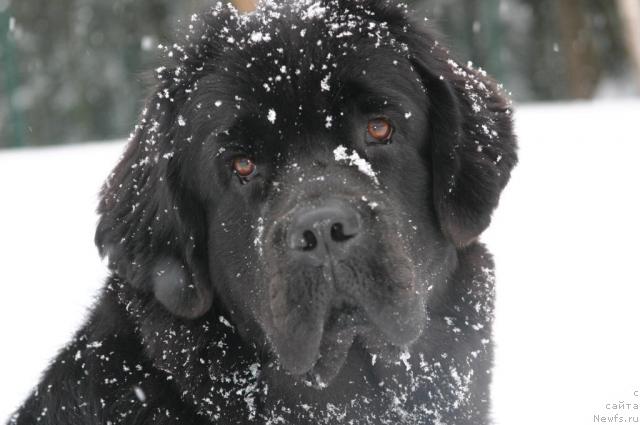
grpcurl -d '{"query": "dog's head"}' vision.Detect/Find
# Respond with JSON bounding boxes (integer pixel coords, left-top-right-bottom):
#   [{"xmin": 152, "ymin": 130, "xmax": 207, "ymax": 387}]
[{"xmin": 96, "ymin": 0, "xmax": 516, "ymax": 386}]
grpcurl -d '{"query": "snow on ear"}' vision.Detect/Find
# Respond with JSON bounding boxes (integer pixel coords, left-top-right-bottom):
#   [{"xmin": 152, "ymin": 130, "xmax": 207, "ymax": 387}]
[
  {"xmin": 406, "ymin": 30, "xmax": 518, "ymax": 247},
  {"xmin": 95, "ymin": 76, "xmax": 213, "ymax": 319}
]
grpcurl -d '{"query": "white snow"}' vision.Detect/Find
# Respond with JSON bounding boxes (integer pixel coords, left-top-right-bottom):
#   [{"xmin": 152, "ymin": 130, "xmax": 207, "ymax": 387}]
[
  {"xmin": 254, "ymin": 217, "xmax": 265, "ymax": 257},
  {"xmin": 0, "ymin": 141, "xmax": 122, "ymax": 420},
  {"xmin": 0, "ymin": 100, "xmax": 639, "ymax": 423},
  {"xmin": 320, "ymin": 73, "xmax": 331, "ymax": 92},
  {"xmin": 267, "ymin": 108, "xmax": 277, "ymax": 124},
  {"xmin": 219, "ymin": 316, "xmax": 234, "ymax": 329},
  {"xmin": 333, "ymin": 145, "xmax": 380, "ymax": 185},
  {"xmin": 133, "ymin": 386, "xmax": 146, "ymax": 403},
  {"xmin": 399, "ymin": 349, "xmax": 412, "ymax": 372},
  {"xmin": 325, "ymin": 115, "xmax": 333, "ymax": 129},
  {"xmin": 249, "ymin": 31, "xmax": 271, "ymax": 43},
  {"xmin": 302, "ymin": 2, "xmax": 326, "ymax": 20},
  {"xmin": 485, "ymin": 99, "xmax": 640, "ymax": 425}
]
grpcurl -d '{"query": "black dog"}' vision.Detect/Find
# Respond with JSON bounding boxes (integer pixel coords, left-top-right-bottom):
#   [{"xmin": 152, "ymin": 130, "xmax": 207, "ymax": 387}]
[{"xmin": 9, "ymin": 0, "xmax": 516, "ymax": 423}]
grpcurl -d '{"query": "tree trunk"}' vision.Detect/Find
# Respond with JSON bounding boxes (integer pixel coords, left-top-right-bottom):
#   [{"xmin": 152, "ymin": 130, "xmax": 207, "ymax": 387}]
[
  {"xmin": 556, "ymin": 0, "xmax": 602, "ymax": 99},
  {"xmin": 616, "ymin": 0, "xmax": 640, "ymax": 93}
]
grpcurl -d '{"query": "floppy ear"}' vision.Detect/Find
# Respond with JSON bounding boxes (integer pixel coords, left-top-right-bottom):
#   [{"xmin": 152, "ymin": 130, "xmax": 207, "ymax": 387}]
[
  {"xmin": 406, "ymin": 29, "xmax": 518, "ymax": 247},
  {"xmin": 95, "ymin": 71, "xmax": 213, "ymax": 319}
]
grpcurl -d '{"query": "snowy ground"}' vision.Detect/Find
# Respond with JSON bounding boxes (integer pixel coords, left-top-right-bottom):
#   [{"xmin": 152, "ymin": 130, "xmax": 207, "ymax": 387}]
[{"xmin": 1, "ymin": 100, "xmax": 639, "ymax": 424}]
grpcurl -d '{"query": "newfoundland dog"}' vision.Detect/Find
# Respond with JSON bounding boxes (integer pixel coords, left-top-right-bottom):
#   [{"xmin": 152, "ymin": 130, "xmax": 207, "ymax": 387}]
[{"xmin": 9, "ymin": 0, "xmax": 516, "ymax": 423}]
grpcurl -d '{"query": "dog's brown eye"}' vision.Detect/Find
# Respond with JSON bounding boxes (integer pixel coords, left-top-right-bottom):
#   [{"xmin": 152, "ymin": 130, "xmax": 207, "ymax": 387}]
[
  {"xmin": 233, "ymin": 157, "xmax": 256, "ymax": 178},
  {"xmin": 367, "ymin": 118, "xmax": 393, "ymax": 143}
]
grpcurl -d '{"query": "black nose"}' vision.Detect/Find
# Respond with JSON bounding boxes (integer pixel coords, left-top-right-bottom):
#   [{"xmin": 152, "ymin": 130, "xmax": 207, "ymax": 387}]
[{"xmin": 288, "ymin": 201, "xmax": 362, "ymax": 263}]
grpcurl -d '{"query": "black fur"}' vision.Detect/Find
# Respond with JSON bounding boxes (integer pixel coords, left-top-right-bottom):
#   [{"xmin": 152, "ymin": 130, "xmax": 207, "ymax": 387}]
[{"xmin": 9, "ymin": 1, "xmax": 517, "ymax": 424}]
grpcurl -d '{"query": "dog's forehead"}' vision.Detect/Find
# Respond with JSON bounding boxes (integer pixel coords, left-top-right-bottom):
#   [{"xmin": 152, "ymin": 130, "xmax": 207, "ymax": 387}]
[
  {"xmin": 228, "ymin": 5, "xmax": 406, "ymax": 79},
  {"xmin": 178, "ymin": 0, "xmax": 421, "ymax": 141}
]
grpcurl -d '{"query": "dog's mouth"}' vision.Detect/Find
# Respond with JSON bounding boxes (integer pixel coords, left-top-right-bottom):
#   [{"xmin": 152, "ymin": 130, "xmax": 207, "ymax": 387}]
[
  {"xmin": 277, "ymin": 309, "xmax": 418, "ymax": 388},
  {"xmin": 262, "ymin": 210, "xmax": 425, "ymax": 386},
  {"xmin": 303, "ymin": 316, "xmax": 360, "ymax": 387},
  {"xmin": 266, "ymin": 275, "xmax": 426, "ymax": 386}
]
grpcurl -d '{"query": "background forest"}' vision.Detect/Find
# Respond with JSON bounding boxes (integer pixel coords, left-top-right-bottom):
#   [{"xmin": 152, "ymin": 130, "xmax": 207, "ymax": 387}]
[{"xmin": 1, "ymin": 0, "xmax": 639, "ymax": 148}]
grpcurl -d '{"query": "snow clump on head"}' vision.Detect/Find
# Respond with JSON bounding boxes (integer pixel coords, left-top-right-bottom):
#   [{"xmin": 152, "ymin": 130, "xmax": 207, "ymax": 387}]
[{"xmin": 333, "ymin": 145, "xmax": 380, "ymax": 185}]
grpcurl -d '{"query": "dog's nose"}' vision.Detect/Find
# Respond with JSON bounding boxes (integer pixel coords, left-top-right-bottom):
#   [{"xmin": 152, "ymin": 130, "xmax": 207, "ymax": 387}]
[{"xmin": 288, "ymin": 201, "xmax": 362, "ymax": 262}]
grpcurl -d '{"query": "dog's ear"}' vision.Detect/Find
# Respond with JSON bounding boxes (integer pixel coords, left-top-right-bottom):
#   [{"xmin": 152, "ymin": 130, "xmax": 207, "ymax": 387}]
[
  {"xmin": 405, "ymin": 28, "xmax": 518, "ymax": 247},
  {"xmin": 95, "ymin": 70, "xmax": 213, "ymax": 319}
]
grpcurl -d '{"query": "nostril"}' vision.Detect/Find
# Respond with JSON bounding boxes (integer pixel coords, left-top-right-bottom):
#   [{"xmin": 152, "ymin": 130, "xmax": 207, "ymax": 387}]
[
  {"xmin": 302, "ymin": 230, "xmax": 318, "ymax": 251},
  {"xmin": 330, "ymin": 222, "xmax": 354, "ymax": 243},
  {"xmin": 288, "ymin": 202, "xmax": 362, "ymax": 254}
]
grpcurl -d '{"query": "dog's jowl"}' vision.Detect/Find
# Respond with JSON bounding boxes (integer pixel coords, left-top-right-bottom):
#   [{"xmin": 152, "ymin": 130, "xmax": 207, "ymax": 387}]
[{"xmin": 9, "ymin": 1, "xmax": 517, "ymax": 424}]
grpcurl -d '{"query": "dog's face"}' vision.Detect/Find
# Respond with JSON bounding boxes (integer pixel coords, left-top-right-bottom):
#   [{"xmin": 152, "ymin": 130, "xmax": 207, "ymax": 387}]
[
  {"xmin": 200, "ymin": 14, "xmax": 444, "ymax": 384},
  {"xmin": 96, "ymin": 0, "xmax": 516, "ymax": 388}
]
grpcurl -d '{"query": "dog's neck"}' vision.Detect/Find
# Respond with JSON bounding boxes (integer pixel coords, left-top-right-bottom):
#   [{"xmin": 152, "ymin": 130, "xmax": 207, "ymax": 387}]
[{"xmin": 110, "ymin": 243, "xmax": 493, "ymax": 424}]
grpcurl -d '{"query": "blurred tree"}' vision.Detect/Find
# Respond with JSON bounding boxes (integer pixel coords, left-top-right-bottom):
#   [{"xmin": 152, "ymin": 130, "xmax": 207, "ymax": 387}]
[
  {"xmin": 1, "ymin": 8, "xmax": 25, "ymax": 147},
  {"xmin": 425, "ymin": 0, "xmax": 630, "ymax": 101},
  {"xmin": 557, "ymin": 0, "xmax": 601, "ymax": 99},
  {"xmin": 1, "ymin": 0, "xmax": 212, "ymax": 148},
  {"xmin": 617, "ymin": 0, "xmax": 640, "ymax": 92},
  {"xmin": 518, "ymin": 0, "xmax": 568, "ymax": 99}
]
